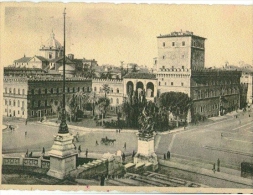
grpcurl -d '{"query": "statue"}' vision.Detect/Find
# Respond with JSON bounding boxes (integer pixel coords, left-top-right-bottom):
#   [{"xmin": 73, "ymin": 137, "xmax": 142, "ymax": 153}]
[{"xmin": 139, "ymin": 107, "xmax": 154, "ymax": 137}]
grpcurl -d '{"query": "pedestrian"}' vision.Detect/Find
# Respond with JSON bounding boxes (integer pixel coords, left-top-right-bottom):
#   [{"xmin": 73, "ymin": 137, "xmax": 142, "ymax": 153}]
[
  {"xmin": 164, "ymin": 154, "xmax": 166, "ymax": 160},
  {"xmin": 122, "ymin": 152, "xmax": 126, "ymax": 162},
  {"xmin": 212, "ymin": 163, "xmax": 216, "ymax": 173},
  {"xmin": 29, "ymin": 152, "xmax": 33, "ymax": 158},
  {"xmin": 106, "ymin": 136, "xmax": 108, "ymax": 141},
  {"xmin": 123, "ymin": 142, "xmax": 126, "ymax": 150},
  {"xmin": 96, "ymin": 140, "xmax": 99, "ymax": 146},
  {"xmin": 100, "ymin": 174, "xmax": 105, "ymax": 186},
  {"xmin": 132, "ymin": 150, "xmax": 135, "ymax": 158},
  {"xmin": 25, "ymin": 119, "xmax": 27, "ymax": 125},
  {"xmin": 167, "ymin": 151, "xmax": 171, "ymax": 159},
  {"xmin": 25, "ymin": 149, "xmax": 28, "ymax": 158},
  {"xmin": 78, "ymin": 145, "xmax": 81, "ymax": 154},
  {"xmin": 25, "ymin": 131, "xmax": 27, "ymax": 137},
  {"xmin": 217, "ymin": 158, "xmax": 220, "ymax": 172},
  {"xmin": 85, "ymin": 149, "xmax": 88, "ymax": 158},
  {"xmin": 42, "ymin": 147, "xmax": 45, "ymax": 155},
  {"xmin": 116, "ymin": 129, "xmax": 118, "ymax": 133},
  {"xmin": 76, "ymin": 132, "xmax": 79, "ymax": 142},
  {"xmin": 221, "ymin": 133, "xmax": 223, "ymax": 138},
  {"xmin": 249, "ymin": 114, "xmax": 251, "ymax": 117}
]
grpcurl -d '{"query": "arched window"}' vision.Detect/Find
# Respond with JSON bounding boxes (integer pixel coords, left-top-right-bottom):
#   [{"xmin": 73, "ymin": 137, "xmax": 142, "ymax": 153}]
[
  {"xmin": 78, "ymin": 87, "xmax": 80, "ymax": 92},
  {"xmin": 13, "ymin": 88, "xmax": 16, "ymax": 94},
  {"xmin": 38, "ymin": 100, "xmax": 41, "ymax": 107},
  {"xmin": 45, "ymin": 89, "xmax": 47, "ymax": 94},
  {"xmin": 51, "ymin": 88, "xmax": 53, "ymax": 94},
  {"xmin": 57, "ymin": 88, "xmax": 59, "ymax": 94},
  {"xmin": 116, "ymin": 98, "xmax": 119, "ymax": 104},
  {"xmin": 18, "ymin": 100, "xmax": 20, "ymax": 107},
  {"xmin": 94, "ymin": 87, "xmax": 97, "ymax": 92},
  {"xmin": 9, "ymin": 100, "xmax": 11, "ymax": 106},
  {"xmin": 117, "ymin": 88, "xmax": 119, "ymax": 93},
  {"xmin": 111, "ymin": 98, "xmax": 113, "ymax": 103},
  {"xmin": 18, "ymin": 89, "xmax": 20, "ymax": 94},
  {"xmin": 38, "ymin": 89, "xmax": 41, "ymax": 95},
  {"xmin": 13, "ymin": 100, "xmax": 16, "ymax": 106}
]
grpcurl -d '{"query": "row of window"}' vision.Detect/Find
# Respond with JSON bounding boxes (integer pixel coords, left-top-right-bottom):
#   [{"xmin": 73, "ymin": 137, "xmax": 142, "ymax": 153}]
[
  {"xmin": 5, "ymin": 99, "xmax": 25, "ymax": 107},
  {"xmin": 5, "ymin": 88, "xmax": 26, "ymax": 95},
  {"xmin": 197, "ymin": 100, "xmax": 238, "ymax": 113},
  {"xmin": 193, "ymin": 88, "xmax": 238, "ymax": 100},
  {"xmin": 162, "ymin": 41, "xmax": 186, "ymax": 47},
  {"xmin": 159, "ymin": 81, "xmax": 184, "ymax": 86},
  {"xmin": 31, "ymin": 109, "xmax": 53, "ymax": 117},
  {"xmin": 30, "ymin": 86, "xmax": 91, "ymax": 95},
  {"xmin": 110, "ymin": 98, "xmax": 120, "ymax": 104},
  {"xmin": 5, "ymin": 109, "xmax": 25, "ymax": 116},
  {"xmin": 162, "ymin": 41, "xmax": 204, "ymax": 48},
  {"xmin": 94, "ymin": 87, "xmax": 120, "ymax": 93}
]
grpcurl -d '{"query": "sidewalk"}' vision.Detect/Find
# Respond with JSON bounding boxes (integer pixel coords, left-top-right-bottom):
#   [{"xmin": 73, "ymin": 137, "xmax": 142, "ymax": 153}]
[{"xmin": 159, "ymin": 158, "xmax": 252, "ymax": 187}]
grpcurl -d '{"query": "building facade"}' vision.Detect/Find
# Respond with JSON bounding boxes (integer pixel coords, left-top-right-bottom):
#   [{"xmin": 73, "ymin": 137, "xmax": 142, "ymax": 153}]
[
  {"xmin": 92, "ymin": 79, "xmax": 124, "ymax": 114},
  {"xmin": 3, "ymin": 76, "xmax": 92, "ymax": 119},
  {"xmin": 155, "ymin": 31, "xmax": 242, "ymax": 118}
]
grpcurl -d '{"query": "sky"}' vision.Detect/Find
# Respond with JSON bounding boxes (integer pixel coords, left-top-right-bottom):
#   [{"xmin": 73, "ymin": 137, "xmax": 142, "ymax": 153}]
[{"xmin": 1, "ymin": 3, "xmax": 252, "ymax": 68}]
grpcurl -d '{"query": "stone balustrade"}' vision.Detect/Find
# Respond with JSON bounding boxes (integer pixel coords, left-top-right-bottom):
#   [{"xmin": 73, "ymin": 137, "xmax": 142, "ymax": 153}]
[{"xmin": 2, "ymin": 156, "xmax": 50, "ymax": 169}]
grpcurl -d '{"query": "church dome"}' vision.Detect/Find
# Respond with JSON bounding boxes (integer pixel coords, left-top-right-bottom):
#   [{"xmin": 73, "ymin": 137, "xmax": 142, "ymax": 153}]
[{"xmin": 42, "ymin": 31, "xmax": 62, "ymax": 49}]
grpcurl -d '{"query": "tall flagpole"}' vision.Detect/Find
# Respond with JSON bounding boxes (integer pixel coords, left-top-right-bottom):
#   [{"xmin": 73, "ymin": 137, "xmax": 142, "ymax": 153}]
[{"xmin": 58, "ymin": 8, "xmax": 68, "ymax": 134}]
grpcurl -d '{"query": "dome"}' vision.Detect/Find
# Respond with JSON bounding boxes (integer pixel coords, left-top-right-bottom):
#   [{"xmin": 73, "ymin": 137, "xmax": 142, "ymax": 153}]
[{"xmin": 44, "ymin": 31, "xmax": 62, "ymax": 49}]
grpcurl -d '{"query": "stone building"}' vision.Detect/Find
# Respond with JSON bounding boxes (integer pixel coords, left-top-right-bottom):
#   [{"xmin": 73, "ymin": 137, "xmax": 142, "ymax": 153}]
[
  {"xmin": 92, "ymin": 79, "xmax": 124, "ymax": 114},
  {"xmin": 3, "ymin": 76, "xmax": 92, "ymax": 119},
  {"xmin": 155, "ymin": 31, "xmax": 242, "ymax": 118}
]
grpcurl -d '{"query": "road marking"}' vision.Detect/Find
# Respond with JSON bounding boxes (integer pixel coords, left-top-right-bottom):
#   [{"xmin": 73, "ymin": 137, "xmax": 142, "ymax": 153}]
[
  {"xmin": 224, "ymin": 137, "xmax": 253, "ymax": 144},
  {"xmin": 232, "ymin": 121, "xmax": 253, "ymax": 131}
]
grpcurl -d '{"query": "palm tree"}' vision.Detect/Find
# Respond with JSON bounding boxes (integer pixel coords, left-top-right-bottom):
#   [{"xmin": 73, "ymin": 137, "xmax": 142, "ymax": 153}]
[
  {"xmin": 75, "ymin": 90, "xmax": 86, "ymax": 111},
  {"xmin": 87, "ymin": 91, "xmax": 98, "ymax": 116},
  {"xmin": 102, "ymin": 84, "xmax": 110, "ymax": 98}
]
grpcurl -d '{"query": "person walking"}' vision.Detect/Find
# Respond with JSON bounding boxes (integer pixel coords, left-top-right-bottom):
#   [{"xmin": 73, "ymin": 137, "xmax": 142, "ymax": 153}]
[
  {"xmin": 25, "ymin": 131, "xmax": 27, "ymax": 137},
  {"xmin": 25, "ymin": 149, "xmax": 28, "ymax": 158},
  {"xmin": 25, "ymin": 119, "xmax": 28, "ymax": 125},
  {"xmin": 42, "ymin": 147, "xmax": 45, "ymax": 155},
  {"xmin": 96, "ymin": 140, "xmax": 99, "ymax": 146},
  {"xmin": 132, "ymin": 150, "xmax": 135, "ymax": 158},
  {"xmin": 85, "ymin": 149, "xmax": 88, "ymax": 158},
  {"xmin": 212, "ymin": 163, "xmax": 216, "ymax": 173},
  {"xmin": 217, "ymin": 158, "xmax": 220, "ymax": 172},
  {"xmin": 123, "ymin": 142, "xmax": 126, "ymax": 150},
  {"xmin": 167, "ymin": 151, "xmax": 171, "ymax": 159},
  {"xmin": 78, "ymin": 145, "xmax": 82, "ymax": 154},
  {"xmin": 122, "ymin": 152, "xmax": 126, "ymax": 162}
]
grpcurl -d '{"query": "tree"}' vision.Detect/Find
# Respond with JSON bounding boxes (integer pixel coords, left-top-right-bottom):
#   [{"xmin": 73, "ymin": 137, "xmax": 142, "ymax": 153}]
[
  {"xmin": 102, "ymin": 84, "xmax": 110, "ymax": 98},
  {"xmin": 75, "ymin": 90, "xmax": 87, "ymax": 111},
  {"xmin": 157, "ymin": 92, "xmax": 192, "ymax": 126},
  {"xmin": 96, "ymin": 97, "xmax": 110, "ymax": 126},
  {"xmin": 50, "ymin": 100, "xmax": 61, "ymax": 119},
  {"xmin": 87, "ymin": 91, "xmax": 99, "ymax": 116}
]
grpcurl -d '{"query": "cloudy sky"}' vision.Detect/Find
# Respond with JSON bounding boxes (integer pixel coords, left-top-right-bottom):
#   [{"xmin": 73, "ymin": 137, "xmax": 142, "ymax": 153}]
[{"xmin": 2, "ymin": 3, "xmax": 252, "ymax": 68}]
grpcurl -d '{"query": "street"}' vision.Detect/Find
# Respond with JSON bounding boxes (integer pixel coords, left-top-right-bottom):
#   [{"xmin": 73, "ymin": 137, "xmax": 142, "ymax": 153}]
[{"xmin": 3, "ymin": 111, "xmax": 253, "ymax": 171}]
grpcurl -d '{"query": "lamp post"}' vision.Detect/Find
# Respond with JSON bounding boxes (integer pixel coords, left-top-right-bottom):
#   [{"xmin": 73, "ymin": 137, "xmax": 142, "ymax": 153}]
[{"xmin": 58, "ymin": 8, "xmax": 68, "ymax": 134}]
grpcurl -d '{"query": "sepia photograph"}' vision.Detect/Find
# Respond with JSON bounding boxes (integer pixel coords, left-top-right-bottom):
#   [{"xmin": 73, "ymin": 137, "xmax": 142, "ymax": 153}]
[{"xmin": 1, "ymin": 2, "xmax": 253, "ymax": 193}]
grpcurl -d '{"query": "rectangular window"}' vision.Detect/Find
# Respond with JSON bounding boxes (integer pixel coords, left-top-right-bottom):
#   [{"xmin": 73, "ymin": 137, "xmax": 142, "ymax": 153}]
[
  {"xmin": 171, "ymin": 82, "xmax": 173, "ymax": 86},
  {"xmin": 18, "ymin": 89, "xmax": 20, "ymax": 94},
  {"xmin": 5, "ymin": 88, "xmax": 7, "ymax": 93},
  {"xmin": 182, "ymin": 41, "xmax": 185, "ymax": 46},
  {"xmin": 182, "ymin": 66, "xmax": 184, "ymax": 69},
  {"xmin": 22, "ymin": 111, "xmax": 24, "ymax": 115},
  {"xmin": 181, "ymin": 82, "xmax": 184, "ymax": 86},
  {"xmin": 172, "ymin": 42, "xmax": 175, "ymax": 46}
]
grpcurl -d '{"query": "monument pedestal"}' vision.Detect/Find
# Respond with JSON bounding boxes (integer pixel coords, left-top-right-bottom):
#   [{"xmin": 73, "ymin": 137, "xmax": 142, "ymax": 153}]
[
  {"xmin": 47, "ymin": 133, "xmax": 77, "ymax": 179},
  {"xmin": 134, "ymin": 134, "xmax": 158, "ymax": 171}
]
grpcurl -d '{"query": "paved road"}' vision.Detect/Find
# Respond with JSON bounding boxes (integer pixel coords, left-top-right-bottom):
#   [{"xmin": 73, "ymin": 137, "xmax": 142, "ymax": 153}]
[
  {"xmin": 156, "ymin": 111, "xmax": 253, "ymax": 170},
  {"xmin": 3, "ymin": 111, "xmax": 253, "ymax": 171}
]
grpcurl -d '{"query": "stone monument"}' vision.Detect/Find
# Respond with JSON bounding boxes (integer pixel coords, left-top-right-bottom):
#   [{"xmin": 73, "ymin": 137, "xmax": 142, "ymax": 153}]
[
  {"xmin": 47, "ymin": 9, "xmax": 77, "ymax": 179},
  {"xmin": 134, "ymin": 107, "xmax": 158, "ymax": 171}
]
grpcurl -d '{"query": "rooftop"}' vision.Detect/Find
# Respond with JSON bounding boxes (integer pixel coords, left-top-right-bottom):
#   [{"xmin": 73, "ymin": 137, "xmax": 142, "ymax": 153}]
[
  {"xmin": 157, "ymin": 30, "xmax": 206, "ymax": 39},
  {"xmin": 124, "ymin": 72, "xmax": 156, "ymax": 79}
]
